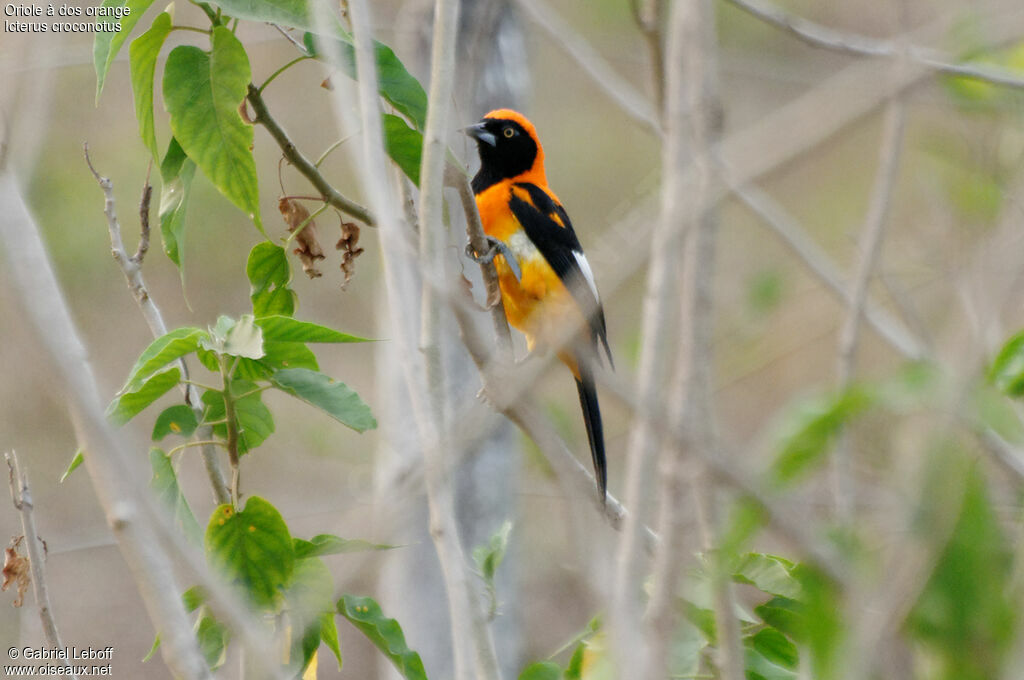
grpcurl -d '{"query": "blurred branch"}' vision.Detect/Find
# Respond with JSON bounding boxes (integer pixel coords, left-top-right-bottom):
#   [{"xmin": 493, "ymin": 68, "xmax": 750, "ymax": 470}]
[
  {"xmin": 512, "ymin": 0, "xmax": 660, "ymax": 133},
  {"xmin": 246, "ymin": 84, "xmax": 376, "ymax": 226},
  {"xmin": 414, "ymin": 0, "xmax": 503, "ymax": 674},
  {"xmin": 834, "ymin": 90, "xmax": 908, "ymax": 517},
  {"xmin": 724, "ymin": 0, "xmax": 1024, "ymax": 90},
  {"xmin": 84, "ymin": 144, "xmax": 231, "ymax": 507},
  {"xmin": 5, "ymin": 451, "xmax": 77, "ymax": 679},
  {"xmin": 629, "ymin": 0, "xmax": 665, "ymax": 112}
]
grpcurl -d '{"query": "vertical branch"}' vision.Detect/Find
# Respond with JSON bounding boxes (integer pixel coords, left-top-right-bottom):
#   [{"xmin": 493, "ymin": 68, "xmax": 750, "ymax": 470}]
[
  {"xmin": 5, "ymin": 451, "xmax": 77, "ymax": 680},
  {"xmin": 643, "ymin": 0, "xmax": 741, "ymax": 679},
  {"xmin": 832, "ymin": 21, "xmax": 908, "ymax": 519}
]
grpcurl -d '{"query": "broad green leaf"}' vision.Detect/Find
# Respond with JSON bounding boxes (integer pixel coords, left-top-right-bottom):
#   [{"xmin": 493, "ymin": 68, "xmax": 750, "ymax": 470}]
[
  {"xmin": 744, "ymin": 643, "xmax": 797, "ymax": 680},
  {"xmin": 202, "ymin": 382, "xmax": 274, "ymax": 454},
  {"xmin": 669, "ymin": 619, "xmax": 708, "ymax": 680},
  {"xmin": 732, "ymin": 553, "xmax": 803, "ymax": 600},
  {"xmin": 304, "ymin": 33, "xmax": 427, "ymax": 130},
  {"xmin": 754, "ymin": 597, "xmax": 804, "ymax": 643},
  {"xmin": 207, "ymin": 0, "xmax": 312, "ymax": 30},
  {"xmin": 337, "ymin": 595, "xmax": 427, "ymax": 680},
  {"xmin": 286, "ymin": 557, "xmax": 336, "ymax": 675},
  {"xmin": 517, "ymin": 662, "xmax": 561, "ymax": 680},
  {"xmin": 205, "ymin": 496, "xmax": 295, "ymax": 609},
  {"xmin": 261, "ymin": 341, "xmax": 319, "ymax": 371},
  {"xmin": 256, "ymin": 315, "xmax": 370, "ymax": 344},
  {"xmin": 907, "ymin": 465, "xmax": 1015, "ymax": 680},
  {"xmin": 149, "ymin": 448, "xmax": 202, "ymax": 544},
  {"xmin": 195, "ymin": 611, "xmax": 229, "ymax": 670},
  {"xmin": 59, "ymin": 449, "xmax": 84, "ymax": 483},
  {"xmin": 746, "ymin": 628, "xmax": 798, "ymax": 670},
  {"xmin": 248, "ymin": 241, "xmax": 296, "ymax": 317},
  {"xmin": 182, "ymin": 585, "xmax": 208, "ymax": 613},
  {"xmin": 293, "ymin": 534, "xmax": 397, "ymax": 559},
  {"xmin": 94, "ymin": 0, "xmax": 158, "ymax": 102},
  {"xmin": 159, "ymin": 138, "xmax": 196, "ymax": 270},
  {"xmin": 142, "ymin": 634, "xmax": 160, "ymax": 662},
  {"xmin": 129, "ymin": 12, "xmax": 172, "ymax": 160},
  {"xmin": 770, "ymin": 387, "xmax": 874, "ymax": 486},
  {"xmin": 120, "ymin": 327, "xmax": 205, "ymax": 393},
  {"xmin": 107, "ymin": 367, "xmax": 181, "ymax": 426},
  {"xmin": 201, "ymin": 315, "xmax": 265, "ymax": 360},
  {"xmin": 164, "ymin": 28, "xmax": 261, "ymax": 229},
  {"xmin": 270, "ymin": 368, "xmax": 376, "ymax": 432},
  {"xmin": 989, "ymin": 329, "xmax": 1024, "ymax": 397},
  {"xmin": 152, "ymin": 404, "xmax": 199, "ymax": 440},
  {"xmin": 383, "ymin": 113, "xmax": 422, "ymax": 185}
]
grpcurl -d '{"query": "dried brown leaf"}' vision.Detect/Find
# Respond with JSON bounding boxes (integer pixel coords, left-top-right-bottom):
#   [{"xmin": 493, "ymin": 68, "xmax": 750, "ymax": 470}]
[
  {"xmin": 279, "ymin": 197, "xmax": 325, "ymax": 278},
  {"xmin": 335, "ymin": 218, "xmax": 364, "ymax": 288},
  {"xmin": 2, "ymin": 539, "xmax": 30, "ymax": 608},
  {"xmin": 320, "ymin": 77, "xmax": 334, "ymax": 91}
]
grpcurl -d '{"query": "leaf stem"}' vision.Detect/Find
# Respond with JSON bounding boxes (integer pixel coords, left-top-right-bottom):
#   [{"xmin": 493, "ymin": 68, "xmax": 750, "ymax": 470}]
[
  {"xmin": 283, "ymin": 202, "xmax": 329, "ymax": 246},
  {"xmin": 166, "ymin": 440, "xmax": 226, "ymax": 458},
  {"xmin": 219, "ymin": 358, "xmax": 241, "ymax": 507},
  {"xmin": 170, "ymin": 25, "xmax": 211, "ymax": 34},
  {"xmin": 257, "ymin": 56, "xmax": 312, "ymax": 95}
]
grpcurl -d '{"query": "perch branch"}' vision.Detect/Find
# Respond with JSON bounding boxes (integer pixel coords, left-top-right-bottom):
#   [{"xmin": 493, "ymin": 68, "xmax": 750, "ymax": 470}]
[
  {"xmin": 246, "ymin": 84, "xmax": 376, "ymax": 226},
  {"xmin": 5, "ymin": 451, "xmax": 77, "ymax": 679},
  {"xmin": 84, "ymin": 144, "xmax": 230, "ymax": 506}
]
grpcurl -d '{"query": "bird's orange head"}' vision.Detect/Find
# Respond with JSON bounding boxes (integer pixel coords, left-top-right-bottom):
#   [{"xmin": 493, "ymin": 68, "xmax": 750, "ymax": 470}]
[{"xmin": 464, "ymin": 109, "xmax": 547, "ymax": 192}]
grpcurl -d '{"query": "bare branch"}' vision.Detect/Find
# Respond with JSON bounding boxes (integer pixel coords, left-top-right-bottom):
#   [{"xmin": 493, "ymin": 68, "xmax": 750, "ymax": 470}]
[
  {"xmin": 724, "ymin": 0, "xmax": 1024, "ymax": 90},
  {"xmin": 246, "ymin": 84, "xmax": 376, "ymax": 226},
  {"xmin": 84, "ymin": 144, "xmax": 231, "ymax": 507},
  {"xmin": 5, "ymin": 451, "xmax": 77, "ymax": 679}
]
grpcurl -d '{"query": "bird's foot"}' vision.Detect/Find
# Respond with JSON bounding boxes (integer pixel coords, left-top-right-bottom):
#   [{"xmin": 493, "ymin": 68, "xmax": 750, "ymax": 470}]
[{"xmin": 465, "ymin": 236, "xmax": 521, "ymax": 282}]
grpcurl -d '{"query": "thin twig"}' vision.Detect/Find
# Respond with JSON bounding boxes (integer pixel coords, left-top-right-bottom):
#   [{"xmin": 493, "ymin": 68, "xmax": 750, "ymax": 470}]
[
  {"xmin": 5, "ymin": 452, "xmax": 78, "ymax": 679},
  {"xmin": 134, "ymin": 162, "xmax": 152, "ymax": 265},
  {"xmin": 246, "ymin": 84, "xmax": 376, "ymax": 226},
  {"xmin": 834, "ymin": 86, "xmax": 908, "ymax": 517},
  {"xmin": 84, "ymin": 144, "xmax": 231, "ymax": 506},
  {"xmin": 724, "ymin": 0, "xmax": 1024, "ymax": 90}
]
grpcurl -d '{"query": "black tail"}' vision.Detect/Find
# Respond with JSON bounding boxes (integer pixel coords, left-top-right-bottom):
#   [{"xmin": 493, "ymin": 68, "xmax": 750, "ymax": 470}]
[{"xmin": 574, "ymin": 359, "xmax": 607, "ymax": 501}]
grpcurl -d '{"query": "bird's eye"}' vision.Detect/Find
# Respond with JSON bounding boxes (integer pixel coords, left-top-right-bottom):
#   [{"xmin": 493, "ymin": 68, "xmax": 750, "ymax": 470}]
[{"xmin": 503, "ymin": 127, "xmax": 515, "ymax": 138}]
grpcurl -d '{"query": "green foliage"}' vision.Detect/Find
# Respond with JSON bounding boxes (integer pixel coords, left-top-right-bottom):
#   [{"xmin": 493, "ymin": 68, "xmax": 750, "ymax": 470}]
[
  {"xmin": 205, "ymin": 496, "xmax": 295, "ymax": 609},
  {"xmin": 989, "ymin": 329, "xmax": 1024, "ymax": 397},
  {"xmin": 247, "ymin": 241, "xmax": 297, "ymax": 317},
  {"xmin": 93, "ymin": 0, "xmax": 157, "ymax": 101},
  {"xmin": 207, "ymin": 0, "xmax": 314, "ymax": 30},
  {"xmin": 285, "ymin": 557, "xmax": 337, "ymax": 674},
  {"xmin": 201, "ymin": 382, "xmax": 275, "ymax": 454},
  {"xmin": 270, "ymin": 367, "xmax": 376, "ymax": 432},
  {"xmin": 106, "ymin": 367, "xmax": 181, "ymax": 426},
  {"xmin": 120, "ymin": 327, "xmax": 206, "ymax": 393},
  {"xmin": 383, "ymin": 113, "xmax": 424, "ymax": 185},
  {"xmin": 202, "ymin": 314, "xmax": 265, "ymax": 360},
  {"xmin": 152, "ymin": 404, "xmax": 199, "ymax": 441},
  {"xmin": 59, "ymin": 449, "xmax": 84, "ymax": 483},
  {"xmin": 473, "ymin": 520, "xmax": 513, "ymax": 619},
  {"xmin": 293, "ymin": 534, "xmax": 396, "ymax": 559},
  {"xmin": 518, "ymin": 662, "xmax": 561, "ymax": 680},
  {"xmin": 338, "ymin": 595, "xmax": 428, "ymax": 680},
  {"xmin": 163, "ymin": 28, "xmax": 262, "ymax": 230},
  {"xmin": 158, "ymin": 138, "xmax": 196, "ymax": 271},
  {"xmin": 731, "ymin": 553, "xmax": 802, "ymax": 601},
  {"xmin": 195, "ymin": 611, "xmax": 230, "ymax": 670},
  {"xmin": 150, "ymin": 448, "xmax": 203, "ymax": 545},
  {"xmin": 256, "ymin": 315, "xmax": 370, "ymax": 344},
  {"xmin": 128, "ymin": 11, "xmax": 172, "ymax": 161}
]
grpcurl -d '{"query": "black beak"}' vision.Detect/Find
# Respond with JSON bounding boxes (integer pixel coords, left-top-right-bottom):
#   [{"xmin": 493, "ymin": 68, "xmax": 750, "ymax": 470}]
[{"xmin": 462, "ymin": 122, "xmax": 496, "ymax": 147}]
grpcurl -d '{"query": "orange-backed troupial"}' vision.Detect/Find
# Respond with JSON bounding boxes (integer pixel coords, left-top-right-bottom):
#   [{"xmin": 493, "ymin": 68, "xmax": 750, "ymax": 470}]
[{"xmin": 464, "ymin": 109, "xmax": 613, "ymax": 500}]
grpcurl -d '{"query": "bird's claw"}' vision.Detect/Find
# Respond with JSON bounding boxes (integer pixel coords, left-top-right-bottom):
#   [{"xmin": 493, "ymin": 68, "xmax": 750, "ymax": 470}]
[{"xmin": 466, "ymin": 236, "xmax": 521, "ymax": 282}]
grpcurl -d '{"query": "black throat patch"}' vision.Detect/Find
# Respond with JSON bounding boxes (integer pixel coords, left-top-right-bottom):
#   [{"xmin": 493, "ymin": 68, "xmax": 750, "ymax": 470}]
[{"xmin": 470, "ymin": 119, "xmax": 538, "ymax": 194}]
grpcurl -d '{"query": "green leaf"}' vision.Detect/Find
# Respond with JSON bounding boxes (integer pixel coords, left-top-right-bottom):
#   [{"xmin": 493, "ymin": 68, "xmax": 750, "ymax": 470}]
[
  {"xmin": 383, "ymin": 113, "xmax": 422, "ymax": 185},
  {"xmin": 142, "ymin": 633, "xmax": 160, "ymax": 662},
  {"xmin": 163, "ymin": 28, "xmax": 261, "ymax": 229},
  {"xmin": 195, "ymin": 611, "xmax": 229, "ymax": 670},
  {"xmin": 732, "ymin": 553, "xmax": 803, "ymax": 601},
  {"xmin": 261, "ymin": 341, "xmax": 319, "ymax": 371},
  {"xmin": 304, "ymin": 33, "xmax": 427, "ymax": 130},
  {"xmin": 746, "ymin": 628, "xmax": 798, "ymax": 670},
  {"xmin": 201, "ymin": 315, "xmax": 265, "ymax": 360},
  {"xmin": 270, "ymin": 368, "xmax": 376, "ymax": 432},
  {"xmin": 159, "ymin": 138, "xmax": 197, "ymax": 270},
  {"xmin": 182, "ymin": 585, "xmax": 208, "ymax": 613},
  {"xmin": 94, "ymin": 0, "xmax": 157, "ymax": 102},
  {"xmin": 337, "ymin": 595, "xmax": 427, "ymax": 680},
  {"xmin": 207, "ymin": 0, "xmax": 313, "ymax": 30},
  {"xmin": 320, "ymin": 612, "xmax": 343, "ymax": 670},
  {"xmin": 754, "ymin": 597, "xmax": 804, "ymax": 643},
  {"xmin": 149, "ymin": 448, "xmax": 202, "ymax": 545},
  {"xmin": 129, "ymin": 12, "xmax": 172, "ymax": 160},
  {"xmin": 120, "ymin": 327, "xmax": 205, "ymax": 393},
  {"xmin": 285, "ymin": 557, "xmax": 336, "ymax": 675},
  {"xmin": 989, "ymin": 329, "xmax": 1024, "ymax": 397},
  {"xmin": 248, "ymin": 241, "xmax": 296, "ymax": 317},
  {"xmin": 202, "ymin": 382, "xmax": 274, "ymax": 454},
  {"xmin": 205, "ymin": 496, "xmax": 295, "ymax": 610},
  {"xmin": 152, "ymin": 404, "xmax": 199, "ymax": 440},
  {"xmin": 770, "ymin": 387, "xmax": 874, "ymax": 486},
  {"xmin": 744, "ymin": 642, "xmax": 797, "ymax": 680},
  {"xmin": 293, "ymin": 534, "xmax": 397, "ymax": 559},
  {"xmin": 256, "ymin": 315, "xmax": 370, "ymax": 343},
  {"xmin": 472, "ymin": 521, "xmax": 512, "ymax": 583},
  {"xmin": 59, "ymin": 449, "xmax": 84, "ymax": 483},
  {"xmin": 107, "ymin": 367, "xmax": 181, "ymax": 426},
  {"xmin": 517, "ymin": 662, "xmax": 561, "ymax": 680}
]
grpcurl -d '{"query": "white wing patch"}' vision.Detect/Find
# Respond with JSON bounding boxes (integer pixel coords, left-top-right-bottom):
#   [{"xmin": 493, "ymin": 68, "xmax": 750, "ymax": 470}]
[{"xmin": 573, "ymin": 250, "xmax": 600, "ymax": 303}]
